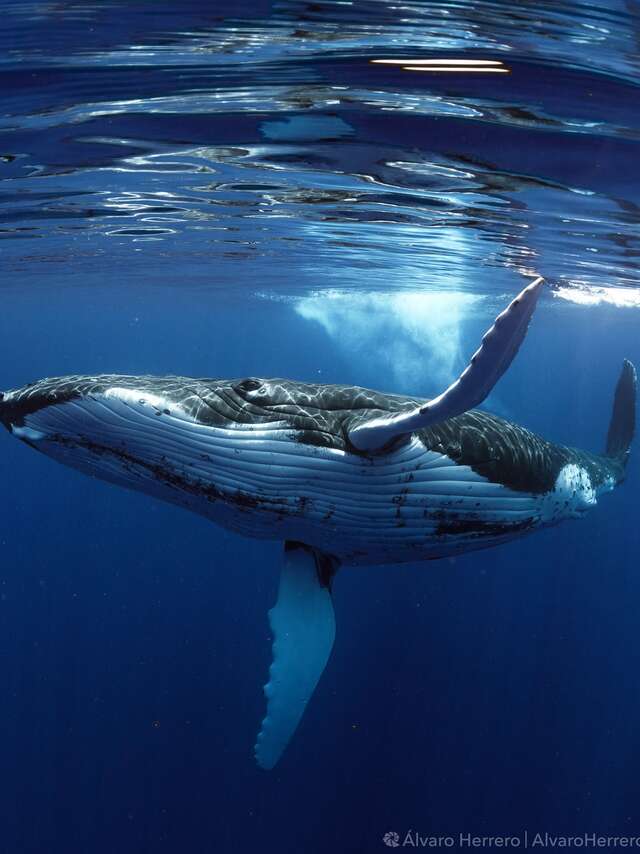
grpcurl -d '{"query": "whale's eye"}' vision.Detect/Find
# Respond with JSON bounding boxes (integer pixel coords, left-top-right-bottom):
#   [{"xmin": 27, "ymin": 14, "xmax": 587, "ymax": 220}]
[{"xmin": 236, "ymin": 378, "xmax": 262, "ymax": 393}]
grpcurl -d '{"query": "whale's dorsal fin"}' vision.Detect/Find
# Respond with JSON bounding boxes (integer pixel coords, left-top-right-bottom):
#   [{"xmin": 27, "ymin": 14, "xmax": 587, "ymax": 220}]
[
  {"xmin": 255, "ymin": 542, "xmax": 337, "ymax": 770},
  {"xmin": 348, "ymin": 277, "xmax": 544, "ymax": 452}
]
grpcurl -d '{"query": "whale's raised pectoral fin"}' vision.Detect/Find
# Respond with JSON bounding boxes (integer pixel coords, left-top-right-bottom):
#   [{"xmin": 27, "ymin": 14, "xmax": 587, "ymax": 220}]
[
  {"xmin": 348, "ymin": 276, "xmax": 545, "ymax": 452},
  {"xmin": 255, "ymin": 542, "xmax": 337, "ymax": 770}
]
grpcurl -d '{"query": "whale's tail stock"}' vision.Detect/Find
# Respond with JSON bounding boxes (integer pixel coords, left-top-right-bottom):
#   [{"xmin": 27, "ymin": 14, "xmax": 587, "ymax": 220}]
[{"xmin": 605, "ymin": 359, "xmax": 636, "ymax": 474}]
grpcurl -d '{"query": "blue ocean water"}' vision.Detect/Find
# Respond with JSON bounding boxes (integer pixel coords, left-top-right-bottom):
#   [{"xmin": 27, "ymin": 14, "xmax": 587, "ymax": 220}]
[{"xmin": 1, "ymin": 1, "xmax": 639, "ymax": 852}]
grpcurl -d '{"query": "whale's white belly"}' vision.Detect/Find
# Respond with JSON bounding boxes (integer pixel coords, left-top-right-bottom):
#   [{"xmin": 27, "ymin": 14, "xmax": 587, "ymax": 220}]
[{"xmin": 18, "ymin": 390, "xmax": 607, "ymax": 566}]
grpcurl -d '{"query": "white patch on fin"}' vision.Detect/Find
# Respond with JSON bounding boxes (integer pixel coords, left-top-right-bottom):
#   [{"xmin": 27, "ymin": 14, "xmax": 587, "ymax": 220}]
[{"xmin": 255, "ymin": 544, "xmax": 336, "ymax": 770}]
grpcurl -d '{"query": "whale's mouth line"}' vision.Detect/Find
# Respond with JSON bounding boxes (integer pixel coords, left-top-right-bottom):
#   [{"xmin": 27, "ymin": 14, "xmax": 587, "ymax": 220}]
[{"xmin": 41, "ymin": 431, "xmax": 302, "ymax": 517}]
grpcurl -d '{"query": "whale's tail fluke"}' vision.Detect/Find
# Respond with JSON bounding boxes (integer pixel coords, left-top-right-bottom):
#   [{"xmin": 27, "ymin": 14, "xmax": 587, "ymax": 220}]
[{"xmin": 605, "ymin": 359, "xmax": 636, "ymax": 468}]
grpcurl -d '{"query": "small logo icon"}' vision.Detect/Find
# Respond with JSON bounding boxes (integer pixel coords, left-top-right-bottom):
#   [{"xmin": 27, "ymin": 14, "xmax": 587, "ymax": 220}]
[{"xmin": 383, "ymin": 831, "xmax": 400, "ymax": 848}]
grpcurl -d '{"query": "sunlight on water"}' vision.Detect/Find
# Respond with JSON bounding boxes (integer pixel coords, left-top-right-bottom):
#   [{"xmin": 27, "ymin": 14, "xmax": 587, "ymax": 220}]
[{"xmin": 1, "ymin": 0, "xmax": 638, "ymax": 306}]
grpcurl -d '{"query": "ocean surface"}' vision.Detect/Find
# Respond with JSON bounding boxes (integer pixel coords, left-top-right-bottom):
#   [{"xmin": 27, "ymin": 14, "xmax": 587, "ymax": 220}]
[{"xmin": 1, "ymin": 2, "xmax": 639, "ymax": 852}]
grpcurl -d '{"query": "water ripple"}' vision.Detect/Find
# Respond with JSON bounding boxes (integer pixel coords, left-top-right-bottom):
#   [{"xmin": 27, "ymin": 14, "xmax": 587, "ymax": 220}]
[{"xmin": 0, "ymin": 0, "xmax": 639, "ymax": 303}]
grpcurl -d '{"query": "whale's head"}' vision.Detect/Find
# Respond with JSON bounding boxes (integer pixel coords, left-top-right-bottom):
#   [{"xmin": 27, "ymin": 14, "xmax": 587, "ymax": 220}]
[
  {"xmin": 0, "ymin": 374, "xmax": 413, "ymax": 457},
  {"xmin": 0, "ymin": 373, "xmax": 333, "ymax": 443},
  {"xmin": 0, "ymin": 374, "xmax": 389, "ymax": 512}
]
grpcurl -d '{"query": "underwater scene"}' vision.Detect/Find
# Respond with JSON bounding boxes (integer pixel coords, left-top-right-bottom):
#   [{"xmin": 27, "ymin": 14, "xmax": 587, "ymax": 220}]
[{"xmin": 1, "ymin": 1, "xmax": 640, "ymax": 852}]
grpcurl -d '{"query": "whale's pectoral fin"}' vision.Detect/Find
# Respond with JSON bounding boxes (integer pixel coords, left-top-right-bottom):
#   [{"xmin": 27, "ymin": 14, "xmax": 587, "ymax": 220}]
[
  {"xmin": 348, "ymin": 276, "xmax": 544, "ymax": 452},
  {"xmin": 254, "ymin": 542, "xmax": 337, "ymax": 770}
]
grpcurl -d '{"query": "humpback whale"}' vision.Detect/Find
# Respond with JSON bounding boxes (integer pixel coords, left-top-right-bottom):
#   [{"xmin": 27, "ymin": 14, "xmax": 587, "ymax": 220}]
[{"xmin": 0, "ymin": 278, "xmax": 636, "ymax": 769}]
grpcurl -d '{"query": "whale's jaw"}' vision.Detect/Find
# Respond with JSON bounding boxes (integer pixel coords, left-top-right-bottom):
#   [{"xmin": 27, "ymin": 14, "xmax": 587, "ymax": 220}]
[{"xmin": 0, "ymin": 378, "xmax": 307, "ymax": 542}]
